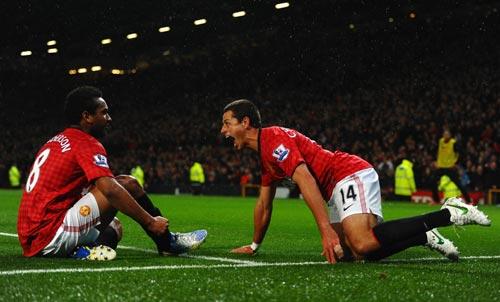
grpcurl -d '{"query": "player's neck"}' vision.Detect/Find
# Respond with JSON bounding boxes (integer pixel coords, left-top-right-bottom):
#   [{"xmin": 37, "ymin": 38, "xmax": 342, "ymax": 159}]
[
  {"xmin": 67, "ymin": 125, "xmax": 90, "ymax": 134},
  {"xmin": 245, "ymin": 128, "xmax": 259, "ymax": 151}
]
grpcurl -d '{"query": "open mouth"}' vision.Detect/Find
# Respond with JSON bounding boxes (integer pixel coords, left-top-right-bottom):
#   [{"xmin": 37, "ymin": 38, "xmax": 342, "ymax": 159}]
[{"xmin": 225, "ymin": 135, "xmax": 236, "ymax": 148}]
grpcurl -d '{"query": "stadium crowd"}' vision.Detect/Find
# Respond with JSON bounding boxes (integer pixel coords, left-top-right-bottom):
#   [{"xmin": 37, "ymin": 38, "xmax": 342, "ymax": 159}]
[{"xmin": 1, "ymin": 16, "xmax": 499, "ymax": 198}]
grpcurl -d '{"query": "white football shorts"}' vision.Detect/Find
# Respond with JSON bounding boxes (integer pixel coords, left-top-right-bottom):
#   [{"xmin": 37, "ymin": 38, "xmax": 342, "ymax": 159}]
[
  {"xmin": 41, "ymin": 192, "xmax": 101, "ymax": 257},
  {"xmin": 327, "ymin": 168, "xmax": 383, "ymax": 223}
]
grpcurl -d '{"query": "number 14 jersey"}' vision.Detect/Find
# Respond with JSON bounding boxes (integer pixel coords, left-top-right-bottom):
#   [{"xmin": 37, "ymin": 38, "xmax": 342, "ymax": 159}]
[
  {"xmin": 259, "ymin": 126, "xmax": 372, "ymax": 201},
  {"xmin": 17, "ymin": 128, "xmax": 114, "ymax": 257}
]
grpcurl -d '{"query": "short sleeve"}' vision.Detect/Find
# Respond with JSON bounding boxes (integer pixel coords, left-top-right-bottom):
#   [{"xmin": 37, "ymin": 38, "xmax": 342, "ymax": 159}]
[
  {"xmin": 74, "ymin": 140, "xmax": 114, "ymax": 183},
  {"xmin": 262, "ymin": 128, "xmax": 305, "ymax": 181}
]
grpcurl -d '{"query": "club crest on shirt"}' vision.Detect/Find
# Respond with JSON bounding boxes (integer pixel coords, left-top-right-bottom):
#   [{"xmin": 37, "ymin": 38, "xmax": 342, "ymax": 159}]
[
  {"xmin": 272, "ymin": 144, "xmax": 290, "ymax": 162},
  {"xmin": 79, "ymin": 205, "xmax": 91, "ymax": 217},
  {"xmin": 93, "ymin": 154, "xmax": 109, "ymax": 168}
]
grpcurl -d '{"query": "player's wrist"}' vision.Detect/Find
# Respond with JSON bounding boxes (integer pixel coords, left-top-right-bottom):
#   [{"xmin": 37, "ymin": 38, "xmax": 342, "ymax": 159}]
[{"xmin": 250, "ymin": 242, "xmax": 260, "ymax": 252}]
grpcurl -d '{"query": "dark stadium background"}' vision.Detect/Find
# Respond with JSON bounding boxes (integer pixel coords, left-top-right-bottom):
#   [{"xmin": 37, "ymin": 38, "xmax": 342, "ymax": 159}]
[{"xmin": 1, "ymin": 0, "xmax": 499, "ymax": 199}]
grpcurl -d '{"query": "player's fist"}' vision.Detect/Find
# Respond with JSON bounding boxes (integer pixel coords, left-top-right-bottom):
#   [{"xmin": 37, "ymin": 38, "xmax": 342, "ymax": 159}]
[
  {"xmin": 230, "ymin": 245, "xmax": 256, "ymax": 255},
  {"xmin": 147, "ymin": 216, "xmax": 169, "ymax": 236}
]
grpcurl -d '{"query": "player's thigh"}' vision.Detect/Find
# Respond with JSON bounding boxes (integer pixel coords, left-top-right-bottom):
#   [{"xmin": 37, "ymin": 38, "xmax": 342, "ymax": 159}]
[
  {"xmin": 341, "ymin": 213, "xmax": 380, "ymax": 251},
  {"xmin": 41, "ymin": 193, "xmax": 102, "ymax": 257}
]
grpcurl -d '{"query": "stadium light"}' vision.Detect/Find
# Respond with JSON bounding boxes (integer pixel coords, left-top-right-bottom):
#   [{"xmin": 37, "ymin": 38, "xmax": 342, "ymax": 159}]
[
  {"xmin": 20, "ymin": 50, "xmax": 32, "ymax": 56},
  {"xmin": 194, "ymin": 19, "xmax": 207, "ymax": 26},
  {"xmin": 47, "ymin": 40, "xmax": 56, "ymax": 46},
  {"xmin": 101, "ymin": 38, "xmax": 112, "ymax": 45},
  {"xmin": 158, "ymin": 26, "xmax": 171, "ymax": 33},
  {"xmin": 232, "ymin": 11, "xmax": 246, "ymax": 18},
  {"xmin": 68, "ymin": 69, "xmax": 77, "ymax": 75},
  {"xmin": 77, "ymin": 68, "xmax": 87, "ymax": 74},
  {"xmin": 388, "ymin": 17, "xmax": 394, "ymax": 23},
  {"xmin": 127, "ymin": 33, "xmax": 138, "ymax": 39},
  {"xmin": 47, "ymin": 48, "xmax": 58, "ymax": 54},
  {"xmin": 111, "ymin": 69, "xmax": 124, "ymax": 75},
  {"xmin": 275, "ymin": 2, "xmax": 290, "ymax": 9},
  {"xmin": 91, "ymin": 66, "xmax": 102, "ymax": 72}
]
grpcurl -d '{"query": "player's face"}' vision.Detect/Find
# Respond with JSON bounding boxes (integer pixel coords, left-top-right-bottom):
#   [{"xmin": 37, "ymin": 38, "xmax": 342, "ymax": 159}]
[
  {"xmin": 221, "ymin": 110, "xmax": 246, "ymax": 150},
  {"xmin": 89, "ymin": 98, "xmax": 112, "ymax": 138}
]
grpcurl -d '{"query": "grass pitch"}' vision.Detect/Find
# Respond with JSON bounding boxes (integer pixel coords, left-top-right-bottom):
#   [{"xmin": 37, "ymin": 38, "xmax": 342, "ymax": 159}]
[{"xmin": 1, "ymin": 189, "xmax": 499, "ymax": 301}]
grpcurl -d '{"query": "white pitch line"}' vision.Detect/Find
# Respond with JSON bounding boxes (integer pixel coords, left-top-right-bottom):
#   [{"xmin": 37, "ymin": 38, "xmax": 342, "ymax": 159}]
[
  {"xmin": 0, "ymin": 261, "xmax": 329, "ymax": 276},
  {"xmin": 117, "ymin": 244, "xmax": 259, "ymax": 264},
  {"xmin": 0, "ymin": 232, "xmax": 18, "ymax": 238},
  {"xmin": 2, "ymin": 231, "xmax": 500, "ymax": 275},
  {"xmin": 0, "ymin": 232, "xmax": 259, "ymax": 265}
]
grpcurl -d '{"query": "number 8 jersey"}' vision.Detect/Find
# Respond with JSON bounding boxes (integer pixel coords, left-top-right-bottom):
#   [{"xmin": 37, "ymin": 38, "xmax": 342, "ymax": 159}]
[{"xmin": 17, "ymin": 128, "xmax": 114, "ymax": 257}]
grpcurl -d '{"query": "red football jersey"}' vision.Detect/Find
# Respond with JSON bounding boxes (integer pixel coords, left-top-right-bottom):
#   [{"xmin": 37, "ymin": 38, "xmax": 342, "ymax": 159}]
[
  {"xmin": 259, "ymin": 126, "xmax": 372, "ymax": 201},
  {"xmin": 17, "ymin": 128, "xmax": 114, "ymax": 257}
]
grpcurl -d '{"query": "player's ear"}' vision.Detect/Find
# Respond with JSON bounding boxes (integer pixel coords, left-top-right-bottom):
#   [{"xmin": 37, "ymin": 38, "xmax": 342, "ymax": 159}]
[
  {"xmin": 81, "ymin": 110, "xmax": 93, "ymax": 123},
  {"xmin": 242, "ymin": 116, "xmax": 251, "ymax": 128}
]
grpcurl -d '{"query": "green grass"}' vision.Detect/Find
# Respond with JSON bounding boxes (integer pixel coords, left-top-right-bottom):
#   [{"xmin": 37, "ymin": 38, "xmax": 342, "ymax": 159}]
[{"xmin": 1, "ymin": 189, "xmax": 499, "ymax": 301}]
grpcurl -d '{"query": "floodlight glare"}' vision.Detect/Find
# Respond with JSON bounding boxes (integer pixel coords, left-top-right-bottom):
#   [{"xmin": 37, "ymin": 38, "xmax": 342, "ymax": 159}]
[
  {"xmin": 47, "ymin": 48, "xmax": 58, "ymax": 54},
  {"xmin": 47, "ymin": 40, "xmax": 57, "ymax": 46},
  {"xmin": 127, "ymin": 33, "xmax": 138, "ymax": 39},
  {"xmin": 101, "ymin": 38, "xmax": 112, "ymax": 45},
  {"xmin": 20, "ymin": 50, "xmax": 32, "ymax": 56},
  {"xmin": 232, "ymin": 11, "xmax": 246, "ymax": 18},
  {"xmin": 194, "ymin": 19, "xmax": 207, "ymax": 26},
  {"xmin": 91, "ymin": 66, "xmax": 102, "ymax": 71},
  {"xmin": 275, "ymin": 2, "xmax": 290, "ymax": 9},
  {"xmin": 159, "ymin": 26, "xmax": 171, "ymax": 33}
]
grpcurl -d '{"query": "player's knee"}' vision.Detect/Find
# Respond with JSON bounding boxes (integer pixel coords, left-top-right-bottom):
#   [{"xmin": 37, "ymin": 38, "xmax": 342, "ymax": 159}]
[
  {"xmin": 347, "ymin": 235, "xmax": 377, "ymax": 256},
  {"xmin": 115, "ymin": 175, "xmax": 143, "ymax": 197}
]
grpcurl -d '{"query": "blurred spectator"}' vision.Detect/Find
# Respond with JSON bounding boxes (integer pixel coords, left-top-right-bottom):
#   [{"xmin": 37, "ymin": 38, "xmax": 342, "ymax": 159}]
[
  {"xmin": 394, "ymin": 159, "xmax": 416, "ymax": 202},
  {"xmin": 8, "ymin": 164, "xmax": 21, "ymax": 188},
  {"xmin": 130, "ymin": 165, "xmax": 145, "ymax": 188},
  {"xmin": 189, "ymin": 160, "xmax": 205, "ymax": 195}
]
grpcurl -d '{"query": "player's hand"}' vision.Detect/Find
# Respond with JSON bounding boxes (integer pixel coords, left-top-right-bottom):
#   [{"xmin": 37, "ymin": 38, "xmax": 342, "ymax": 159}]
[
  {"xmin": 320, "ymin": 228, "xmax": 342, "ymax": 264},
  {"xmin": 147, "ymin": 216, "xmax": 169, "ymax": 236},
  {"xmin": 230, "ymin": 245, "xmax": 256, "ymax": 255}
]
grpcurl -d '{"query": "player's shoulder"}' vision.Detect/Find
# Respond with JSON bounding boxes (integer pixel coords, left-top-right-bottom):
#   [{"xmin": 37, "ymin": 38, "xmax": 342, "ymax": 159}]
[
  {"xmin": 263, "ymin": 126, "xmax": 300, "ymax": 139},
  {"xmin": 63, "ymin": 128, "xmax": 106, "ymax": 151}
]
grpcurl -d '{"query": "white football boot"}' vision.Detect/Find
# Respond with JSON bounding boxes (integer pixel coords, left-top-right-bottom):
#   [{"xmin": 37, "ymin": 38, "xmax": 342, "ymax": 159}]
[
  {"xmin": 425, "ymin": 229, "xmax": 459, "ymax": 261},
  {"xmin": 72, "ymin": 245, "xmax": 116, "ymax": 261},
  {"xmin": 162, "ymin": 229, "xmax": 208, "ymax": 255},
  {"xmin": 441, "ymin": 197, "xmax": 491, "ymax": 226}
]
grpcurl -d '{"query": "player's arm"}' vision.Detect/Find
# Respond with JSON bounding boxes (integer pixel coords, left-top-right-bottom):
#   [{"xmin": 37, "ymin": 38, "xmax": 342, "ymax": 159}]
[
  {"xmin": 231, "ymin": 185, "xmax": 276, "ymax": 255},
  {"xmin": 94, "ymin": 176, "xmax": 167, "ymax": 236},
  {"xmin": 292, "ymin": 163, "xmax": 341, "ymax": 264}
]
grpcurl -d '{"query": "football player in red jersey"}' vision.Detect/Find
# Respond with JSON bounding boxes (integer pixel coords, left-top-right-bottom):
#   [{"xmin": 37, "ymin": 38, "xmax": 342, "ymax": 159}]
[
  {"xmin": 221, "ymin": 99, "xmax": 490, "ymax": 263},
  {"xmin": 17, "ymin": 86, "xmax": 207, "ymax": 260}
]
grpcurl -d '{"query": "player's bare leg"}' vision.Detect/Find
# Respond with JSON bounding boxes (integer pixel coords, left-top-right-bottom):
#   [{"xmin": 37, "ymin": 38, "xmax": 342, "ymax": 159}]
[
  {"xmin": 341, "ymin": 213, "xmax": 381, "ymax": 257},
  {"xmin": 341, "ymin": 209, "xmax": 461, "ymax": 261},
  {"xmin": 331, "ymin": 223, "xmax": 356, "ymax": 261},
  {"xmin": 90, "ymin": 186, "xmax": 123, "ymax": 249}
]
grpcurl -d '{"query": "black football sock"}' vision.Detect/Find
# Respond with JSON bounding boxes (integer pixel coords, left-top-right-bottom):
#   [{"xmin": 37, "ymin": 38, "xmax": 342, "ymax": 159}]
[
  {"xmin": 136, "ymin": 194, "xmax": 162, "ymax": 217},
  {"xmin": 372, "ymin": 209, "xmax": 451, "ymax": 246},
  {"xmin": 95, "ymin": 226, "xmax": 119, "ymax": 249},
  {"xmin": 365, "ymin": 233, "xmax": 427, "ymax": 261},
  {"xmin": 136, "ymin": 194, "xmax": 173, "ymax": 252}
]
